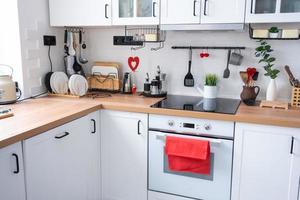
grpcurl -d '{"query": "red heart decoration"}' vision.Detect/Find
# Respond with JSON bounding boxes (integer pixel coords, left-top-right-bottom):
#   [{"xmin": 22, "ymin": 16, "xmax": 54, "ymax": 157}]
[
  {"xmin": 200, "ymin": 53, "xmax": 206, "ymax": 58},
  {"xmin": 204, "ymin": 53, "xmax": 209, "ymax": 57},
  {"xmin": 128, "ymin": 56, "xmax": 140, "ymax": 72}
]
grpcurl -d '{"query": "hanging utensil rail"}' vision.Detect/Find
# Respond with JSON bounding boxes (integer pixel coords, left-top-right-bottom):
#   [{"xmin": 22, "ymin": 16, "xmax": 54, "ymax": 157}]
[{"xmin": 172, "ymin": 46, "xmax": 246, "ymax": 50}]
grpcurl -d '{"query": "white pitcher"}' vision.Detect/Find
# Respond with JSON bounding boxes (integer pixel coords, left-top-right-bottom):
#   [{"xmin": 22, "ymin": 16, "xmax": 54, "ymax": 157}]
[{"xmin": 196, "ymin": 84, "xmax": 218, "ymax": 99}]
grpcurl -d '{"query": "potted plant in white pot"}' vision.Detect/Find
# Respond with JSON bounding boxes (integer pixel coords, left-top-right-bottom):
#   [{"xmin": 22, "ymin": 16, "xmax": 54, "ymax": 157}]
[
  {"xmin": 255, "ymin": 40, "xmax": 280, "ymax": 101},
  {"xmin": 269, "ymin": 27, "xmax": 279, "ymax": 38},
  {"xmin": 197, "ymin": 74, "xmax": 218, "ymax": 99}
]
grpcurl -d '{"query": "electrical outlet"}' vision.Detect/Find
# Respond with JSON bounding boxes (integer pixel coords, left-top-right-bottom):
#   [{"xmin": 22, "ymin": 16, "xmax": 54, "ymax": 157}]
[{"xmin": 43, "ymin": 35, "xmax": 56, "ymax": 46}]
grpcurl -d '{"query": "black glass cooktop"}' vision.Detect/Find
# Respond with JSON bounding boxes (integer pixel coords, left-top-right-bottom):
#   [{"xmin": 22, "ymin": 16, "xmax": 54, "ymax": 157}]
[{"xmin": 151, "ymin": 95, "xmax": 241, "ymax": 115}]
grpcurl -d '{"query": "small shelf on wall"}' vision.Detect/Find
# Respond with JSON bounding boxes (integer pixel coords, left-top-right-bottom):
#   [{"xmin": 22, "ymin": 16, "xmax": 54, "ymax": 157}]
[
  {"xmin": 249, "ymin": 24, "xmax": 300, "ymax": 40},
  {"xmin": 113, "ymin": 25, "xmax": 166, "ymax": 51}
]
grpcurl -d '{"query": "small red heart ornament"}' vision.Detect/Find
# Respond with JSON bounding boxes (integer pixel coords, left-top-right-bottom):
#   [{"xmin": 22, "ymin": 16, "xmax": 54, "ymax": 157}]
[{"xmin": 128, "ymin": 56, "xmax": 140, "ymax": 72}]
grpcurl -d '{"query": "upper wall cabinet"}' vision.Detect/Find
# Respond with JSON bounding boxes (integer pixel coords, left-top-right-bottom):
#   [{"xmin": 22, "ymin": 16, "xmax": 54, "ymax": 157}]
[
  {"xmin": 161, "ymin": 0, "xmax": 246, "ymax": 25},
  {"xmin": 112, "ymin": 0, "xmax": 160, "ymax": 25},
  {"xmin": 49, "ymin": 0, "xmax": 111, "ymax": 26},
  {"xmin": 246, "ymin": 0, "xmax": 300, "ymax": 23}
]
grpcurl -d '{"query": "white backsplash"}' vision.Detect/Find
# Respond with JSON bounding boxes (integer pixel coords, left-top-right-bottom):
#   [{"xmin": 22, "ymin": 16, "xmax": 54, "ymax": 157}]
[{"xmin": 85, "ymin": 27, "xmax": 300, "ymax": 101}]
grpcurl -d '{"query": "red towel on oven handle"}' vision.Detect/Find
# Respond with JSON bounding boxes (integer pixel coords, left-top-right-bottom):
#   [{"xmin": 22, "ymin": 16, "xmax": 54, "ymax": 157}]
[{"xmin": 165, "ymin": 136, "xmax": 211, "ymax": 175}]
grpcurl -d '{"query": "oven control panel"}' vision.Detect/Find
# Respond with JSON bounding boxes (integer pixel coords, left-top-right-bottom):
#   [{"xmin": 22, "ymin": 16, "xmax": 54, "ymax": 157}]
[{"xmin": 150, "ymin": 114, "xmax": 234, "ymax": 138}]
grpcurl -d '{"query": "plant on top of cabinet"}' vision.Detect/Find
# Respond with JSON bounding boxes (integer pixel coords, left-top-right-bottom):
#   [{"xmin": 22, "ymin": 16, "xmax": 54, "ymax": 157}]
[{"xmin": 255, "ymin": 40, "xmax": 280, "ymax": 101}]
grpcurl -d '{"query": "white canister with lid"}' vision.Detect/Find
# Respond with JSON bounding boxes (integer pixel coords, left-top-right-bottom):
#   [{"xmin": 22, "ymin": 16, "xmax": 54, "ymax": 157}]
[{"xmin": 0, "ymin": 65, "xmax": 18, "ymax": 104}]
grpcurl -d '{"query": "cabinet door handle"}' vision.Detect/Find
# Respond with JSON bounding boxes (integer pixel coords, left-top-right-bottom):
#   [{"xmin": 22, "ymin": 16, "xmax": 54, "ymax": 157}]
[
  {"xmin": 91, "ymin": 119, "xmax": 96, "ymax": 134},
  {"xmin": 153, "ymin": 2, "xmax": 157, "ymax": 17},
  {"xmin": 250, "ymin": 0, "xmax": 254, "ymax": 14},
  {"xmin": 291, "ymin": 136, "xmax": 295, "ymax": 154},
  {"xmin": 12, "ymin": 153, "xmax": 19, "ymax": 174},
  {"xmin": 105, "ymin": 4, "xmax": 109, "ymax": 19},
  {"xmin": 204, "ymin": 0, "xmax": 208, "ymax": 16},
  {"xmin": 55, "ymin": 132, "xmax": 70, "ymax": 139},
  {"xmin": 193, "ymin": 0, "xmax": 197, "ymax": 16},
  {"xmin": 137, "ymin": 120, "xmax": 142, "ymax": 135}
]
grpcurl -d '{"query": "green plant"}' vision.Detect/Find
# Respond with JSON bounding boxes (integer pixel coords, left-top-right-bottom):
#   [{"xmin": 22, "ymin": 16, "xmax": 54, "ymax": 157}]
[
  {"xmin": 269, "ymin": 26, "xmax": 279, "ymax": 33},
  {"xmin": 255, "ymin": 40, "xmax": 280, "ymax": 79},
  {"xmin": 205, "ymin": 74, "xmax": 218, "ymax": 86}
]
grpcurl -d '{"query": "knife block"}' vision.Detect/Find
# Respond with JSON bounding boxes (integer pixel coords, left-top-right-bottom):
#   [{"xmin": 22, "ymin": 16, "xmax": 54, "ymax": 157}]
[{"xmin": 291, "ymin": 87, "xmax": 300, "ymax": 107}]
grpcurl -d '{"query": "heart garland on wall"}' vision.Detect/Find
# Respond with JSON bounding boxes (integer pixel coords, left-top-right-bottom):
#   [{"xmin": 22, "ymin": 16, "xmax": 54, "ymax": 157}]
[{"xmin": 128, "ymin": 56, "xmax": 140, "ymax": 72}]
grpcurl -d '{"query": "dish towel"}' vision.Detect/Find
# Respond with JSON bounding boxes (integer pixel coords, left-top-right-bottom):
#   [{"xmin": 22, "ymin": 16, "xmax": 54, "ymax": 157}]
[{"xmin": 165, "ymin": 136, "xmax": 211, "ymax": 175}]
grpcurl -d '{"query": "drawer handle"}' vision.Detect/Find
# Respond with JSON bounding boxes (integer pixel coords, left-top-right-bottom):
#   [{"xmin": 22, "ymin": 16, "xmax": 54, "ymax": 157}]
[
  {"xmin": 91, "ymin": 119, "xmax": 96, "ymax": 134},
  {"xmin": 55, "ymin": 132, "xmax": 70, "ymax": 139},
  {"xmin": 12, "ymin": 153, "xmax": 19, "ymax": 174},
  {"xmin": 137, "ymin": 120, "xmax": 142, "ymax": 135},
  {"xmin": 105, "ymin": 4, "xmax": 109, "ymax": 19}
]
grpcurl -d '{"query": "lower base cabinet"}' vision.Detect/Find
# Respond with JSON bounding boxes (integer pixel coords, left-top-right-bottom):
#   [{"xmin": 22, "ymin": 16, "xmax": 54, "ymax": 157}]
[
  {"xmin": 0, "ymin": 142, "xmax": 26, "ymax": 200},
  {"xmin": 148, "ymin": 191, "xmax": 192, "ymax": 200},
  {"xmin": 232, "ymin": 123, "xmax": 300, "ymax": 200},
  {"xmin": 24, "ymin": 112, "xmax": 100, "ymax": 200},
  {"xmin": 100, "ymin": 110, "xmax": 148, "ymax": 200}
]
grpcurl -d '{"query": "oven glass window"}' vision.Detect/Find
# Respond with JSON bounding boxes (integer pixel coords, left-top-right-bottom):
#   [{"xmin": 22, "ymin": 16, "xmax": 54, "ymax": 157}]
[{"xmin": 163, "ymin": 153, "xmax": 215, "ymax": 181}]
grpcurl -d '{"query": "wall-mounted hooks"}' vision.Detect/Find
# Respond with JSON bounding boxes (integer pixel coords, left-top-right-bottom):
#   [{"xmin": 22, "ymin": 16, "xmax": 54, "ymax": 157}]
[
  {"xmin": 172, "ymin": 46, "xmax": 246, "ymax": 50},
  {"xmin": 65, "ymin": 27, "xmax": 83, "ymax": 33},
  {"xmin": 151, "ymin": 42, "xmax": 164, "ymax": 51},
  {"xmin": 131, "ymin": 43, "xmax": 145, "ymax": 51}
]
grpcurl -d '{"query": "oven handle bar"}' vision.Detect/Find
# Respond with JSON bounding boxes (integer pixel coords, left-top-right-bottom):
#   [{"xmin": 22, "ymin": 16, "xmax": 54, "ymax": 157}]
[{"xmin": 156, "ymin": 135, "xmax": 222, "ymax": 145}]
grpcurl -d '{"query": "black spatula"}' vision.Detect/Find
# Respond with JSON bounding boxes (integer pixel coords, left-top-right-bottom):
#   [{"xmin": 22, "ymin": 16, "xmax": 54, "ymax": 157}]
[{"xmin": 184, "ymin": 48, "xmax": 194, "ymax": 87}]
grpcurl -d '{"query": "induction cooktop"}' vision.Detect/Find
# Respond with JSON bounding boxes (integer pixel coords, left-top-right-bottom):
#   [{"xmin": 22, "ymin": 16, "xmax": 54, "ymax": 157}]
[{"xmin": 151, "ymin": 95, "xmax": 241, "ymax": 115}]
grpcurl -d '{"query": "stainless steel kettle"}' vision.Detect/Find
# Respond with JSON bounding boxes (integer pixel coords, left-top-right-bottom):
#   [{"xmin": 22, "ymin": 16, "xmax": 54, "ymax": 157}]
[
  {"xmin": 0, "ymin": 65, "xmax": 21, "ymax": 104},
  {"xmin": 122, "ymin": 72, "xmax": 132, "ymax": 93}
]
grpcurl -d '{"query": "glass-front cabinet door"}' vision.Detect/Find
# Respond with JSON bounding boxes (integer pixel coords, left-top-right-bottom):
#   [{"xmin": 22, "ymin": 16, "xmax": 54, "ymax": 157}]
[
  {"xmin": 246, "ymin": 0, "xmax": 300, "ymax": 22},
  {"xmin": 113, "ymin": 0, "xmax": 160, "ymax": 25}
]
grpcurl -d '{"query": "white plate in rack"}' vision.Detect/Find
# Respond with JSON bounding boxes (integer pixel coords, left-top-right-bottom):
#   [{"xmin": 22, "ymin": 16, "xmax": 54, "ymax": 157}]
[
  {"xmin": 50, "ymin": 72, "xmax": 68, "ymax": 94},
  {"xmin": 68, "ymin": 74, "xmax": 88, "ymax": 96}
]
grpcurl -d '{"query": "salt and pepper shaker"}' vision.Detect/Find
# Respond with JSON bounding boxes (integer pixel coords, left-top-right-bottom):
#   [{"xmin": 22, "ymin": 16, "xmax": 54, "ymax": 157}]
[
  {"xmin": 143, "ymin": 66, "xmax": 167, "ymax": 96},
  {"xmin": 144, "ymin": 73, "xmax": 151, "ymax": 94}
]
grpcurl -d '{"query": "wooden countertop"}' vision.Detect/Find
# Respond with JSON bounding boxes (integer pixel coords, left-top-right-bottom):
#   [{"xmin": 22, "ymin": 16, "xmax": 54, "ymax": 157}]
[{"xmin": 1, "ymin": 93, "xmax": 300, "ymax": 148}]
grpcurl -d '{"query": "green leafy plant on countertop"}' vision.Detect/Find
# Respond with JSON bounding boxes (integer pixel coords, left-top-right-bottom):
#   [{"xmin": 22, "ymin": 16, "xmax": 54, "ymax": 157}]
[
  {"xmin": 269, "ymin": 26, "xmax": 279, "ymax": 33},
  {"xmin": 255, "ymin": 40, "xmax": 280, "ymax": 79},
  {"xmin": 205, "ymin": 74, "xmax": 218, "ymax": 86}
]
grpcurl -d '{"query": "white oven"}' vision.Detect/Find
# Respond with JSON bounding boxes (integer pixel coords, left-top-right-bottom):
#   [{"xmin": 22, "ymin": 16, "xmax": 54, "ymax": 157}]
[{"xmin": 148, "ymin": 115, "xmax": 234, "ymax": 200}]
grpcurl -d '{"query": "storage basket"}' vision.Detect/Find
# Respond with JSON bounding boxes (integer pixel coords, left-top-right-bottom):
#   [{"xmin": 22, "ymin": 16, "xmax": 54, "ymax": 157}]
[{"xmin": 291, "ymin": 87, "xmax": 300, "ymax": 107}]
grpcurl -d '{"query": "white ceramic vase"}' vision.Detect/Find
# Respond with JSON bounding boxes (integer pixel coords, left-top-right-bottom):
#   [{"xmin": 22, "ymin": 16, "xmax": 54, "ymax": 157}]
[
  {"xmin": 266, "ymin": 78, "xmax": 277, "ymax": 101},
  {"xmin": 269, "ymin": 32, "xmax": 279, "ymax": 38}
]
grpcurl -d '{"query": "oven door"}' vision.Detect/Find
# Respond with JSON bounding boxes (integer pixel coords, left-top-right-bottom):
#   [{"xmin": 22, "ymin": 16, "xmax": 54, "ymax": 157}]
[{"xmin": 148, "ymin": 131, "xmax": 233, "ymax": 200}]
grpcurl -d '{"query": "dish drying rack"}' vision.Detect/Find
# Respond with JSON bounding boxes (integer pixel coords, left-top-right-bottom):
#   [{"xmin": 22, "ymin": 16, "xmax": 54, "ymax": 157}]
[{"xmin": 124, "ymin": 26, "xmax": 166, "ymax": 51}]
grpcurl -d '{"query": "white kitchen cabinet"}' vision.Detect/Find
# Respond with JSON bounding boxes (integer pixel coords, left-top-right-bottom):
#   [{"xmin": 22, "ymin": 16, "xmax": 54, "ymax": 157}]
[
  {"xmin": 161, "ymin": 0, "xmax": 200, "ymax": 24},
  {"xmin": 148, "ymin": 191, "xmax": 192, "ymax": 200},
  {"xmin": 112, "ymin": 0, "xmax": 160, "ymax": 25},
  {"xmin": 49, "ymin": 0, "xmax": 111, "ymax": 26},
  {"xmin": 232, "ymin": 123, "xmax": 300, "ymax": 200},
  {"xmin": 161, "ymin": 0, "xmax": 245, "ymax": 25},
  {"xmin": 24, "ymin": 112, "xmax": 100, "ymax": 200},
  {"xmin": 0, "ymin": 142, "xmax": 26, "ymax": 200},
  {"xmin": 200, "ymin": 0, "xmax": 246, "ymax": 24},
  {"xmin": 246, "ymin": 0, "xmax": 300, "ymax": 23},
  {"xmin": 100, "ymin": 110, "xmax": 148, "ymax": 200}
]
